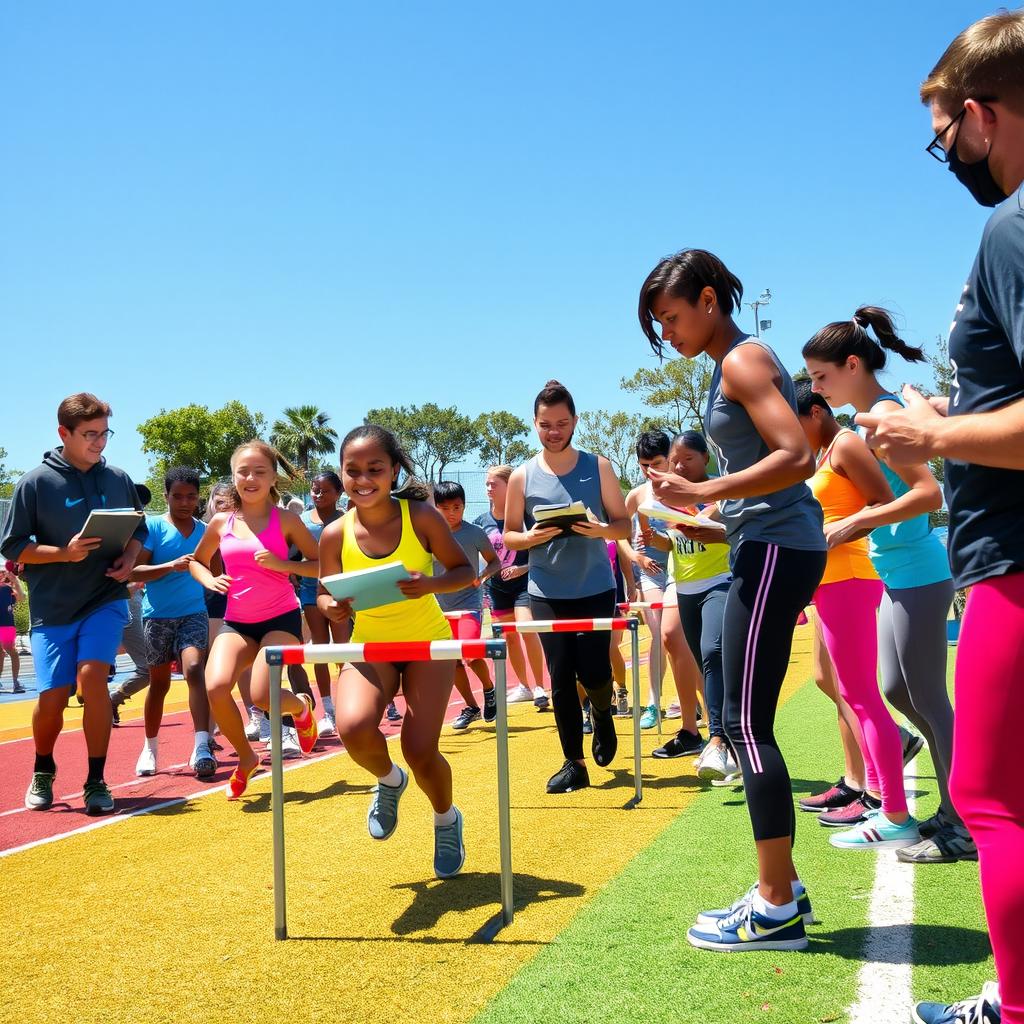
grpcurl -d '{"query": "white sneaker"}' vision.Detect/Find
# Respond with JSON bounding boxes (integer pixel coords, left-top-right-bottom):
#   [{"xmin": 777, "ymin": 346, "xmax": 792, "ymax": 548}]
[
  {"xmin": 507, "ymin": 684, "xmax": 533, "ymax": 703},
  {"xmin": 258, "ymin": 712, "xmax": 272, "ymax": 743},
  {"xmin": 281, "ymin": 726, "xmax": 302, "ymax": 760},
  {"xmin": 697, "ymin": 743, "xmax": 730, "ymax": 782},
  {"xmin": 136, "ymin": 743, "xmax": 157, "ymax": 777},
  {"xmin": 317, "ymin": 712, "xmax": 337, "ymax": 737},
  {"xmin": 244, "ymin": 706, "xmax": 262, "ymax": 741},
  {"xmin": 665, "ymin": 701, "xmax": 682, "ymax": 720}
]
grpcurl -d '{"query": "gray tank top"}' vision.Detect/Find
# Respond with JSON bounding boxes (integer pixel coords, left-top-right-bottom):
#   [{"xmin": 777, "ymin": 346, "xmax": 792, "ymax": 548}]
[
  {"xmin": 703, "ymin": 336, "xmax": 825, "ymax": 555},
  {"xmin": 523, "ymin": 450, "xmax": 616, "ymax": 599}
]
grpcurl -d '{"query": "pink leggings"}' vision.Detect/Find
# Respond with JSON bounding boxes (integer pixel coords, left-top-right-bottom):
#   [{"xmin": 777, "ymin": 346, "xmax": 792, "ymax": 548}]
[
  {"xmin": 950, "ymin": 572, "xmax": 1024, "ymax": 1024},
  {"xmin": 815, "ymin": 577, "xmax": 907, "ymax": 815}
]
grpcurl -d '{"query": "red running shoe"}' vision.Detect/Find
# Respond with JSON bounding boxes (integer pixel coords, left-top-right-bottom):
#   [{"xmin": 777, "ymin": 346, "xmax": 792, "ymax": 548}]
[
  {"xmin": 226, "ymin": 759, "xmax": 261, "ymax": 800},
  {"xmin": 818, "ymin": 794, "xmax": 881, "ymax": 828},
  {"xmin": 293, "ymin": 694, "xmax": 318, "ymax": 755},
  {"xmin": 799, "ymin": 778, "xmax": 861, "ymax": 813}
]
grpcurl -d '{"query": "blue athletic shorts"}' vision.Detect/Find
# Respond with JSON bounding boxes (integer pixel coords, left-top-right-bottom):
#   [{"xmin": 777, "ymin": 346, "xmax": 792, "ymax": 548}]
[{"xmin": 29, "ymin": 600, "xmax": 131, "ymax": 691}]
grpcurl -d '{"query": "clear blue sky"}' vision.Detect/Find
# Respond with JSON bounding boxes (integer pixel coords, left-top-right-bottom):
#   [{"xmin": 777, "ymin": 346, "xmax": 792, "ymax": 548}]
[{"xmin": 0, "ymin": 1, "xmax": 996, "ymax": 484}]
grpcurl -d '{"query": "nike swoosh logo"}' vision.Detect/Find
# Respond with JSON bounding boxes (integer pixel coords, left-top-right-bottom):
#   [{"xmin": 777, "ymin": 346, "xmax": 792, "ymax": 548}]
[
  {"xmin": 579, "ymin": 477, "xmax": 593, "ymax": 482},
  {"xmin": 65, "ymin": 498, "xmax": 85, "ymax": 508}
]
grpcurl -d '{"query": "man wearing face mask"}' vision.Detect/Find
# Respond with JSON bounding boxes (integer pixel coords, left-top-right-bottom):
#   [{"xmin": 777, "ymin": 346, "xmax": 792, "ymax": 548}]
[{"xmin": 854, "ymin": 11, "xmax": 1024, "ymax": 1024}]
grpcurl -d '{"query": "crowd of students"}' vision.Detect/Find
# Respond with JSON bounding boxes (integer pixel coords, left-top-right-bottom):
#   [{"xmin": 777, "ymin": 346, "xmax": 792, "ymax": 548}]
[{"xmin": 0, "ymin": 10, "xmax": 1021, "ymax": 1022}]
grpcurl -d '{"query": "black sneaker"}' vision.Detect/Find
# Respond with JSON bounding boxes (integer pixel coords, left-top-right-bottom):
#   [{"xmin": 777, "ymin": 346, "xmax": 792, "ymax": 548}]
[
  {"xmin": 110, "ymin": 698, "xmax": 121, "ymax": 726},
  {"xmin": 798, "ymin": 778, "xmax": 861, "ymax": 813},
  {"xmin": 483, "ymin": 688, "xmax": 497, "ymax": 723},
  {"xmin": 546, "ymin": 759, "xmax": 590, "ymax": 794},
  {"xmin": 653, "ymin": 729, "xmax": 704, "ymax": 759},
  {"xmin": 615, "ymin": 688, "xmax": 629, "ymax": 717},
  {"xmin": 581, "ymin": 699, "xmax": 593, "ymax": 735},
  {"xmin": 386, "ymin": 702, "xmax": 402, "ymax": 722},
  {"xmin": 452, "ymin": 706, "xmax": 481, "ymax": 730},
  {"xmin": 900, "ymin": 725, "xmax": 925, "ymax": 766},
  {"xmin": 591, "ymin": 705, "xmax": 618, "ymax": 767}
]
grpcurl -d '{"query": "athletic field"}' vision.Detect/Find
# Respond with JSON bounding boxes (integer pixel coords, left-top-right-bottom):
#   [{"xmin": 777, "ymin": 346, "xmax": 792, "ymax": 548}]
[{"xmin": 0, "ymin": 624, "xmax": 990, "ymax": 1024}]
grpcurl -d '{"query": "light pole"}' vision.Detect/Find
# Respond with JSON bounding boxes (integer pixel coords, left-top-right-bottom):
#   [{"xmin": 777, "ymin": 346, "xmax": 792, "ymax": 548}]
[{"xmin": 747, "ymin": 289, "xmax": 772, "ymax": 337}]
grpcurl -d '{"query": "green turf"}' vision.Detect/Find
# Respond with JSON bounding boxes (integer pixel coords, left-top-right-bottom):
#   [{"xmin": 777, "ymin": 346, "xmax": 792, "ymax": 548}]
[{"xmin": 473, "ymin": 680, "xmax": 883, "ymax": 1024}]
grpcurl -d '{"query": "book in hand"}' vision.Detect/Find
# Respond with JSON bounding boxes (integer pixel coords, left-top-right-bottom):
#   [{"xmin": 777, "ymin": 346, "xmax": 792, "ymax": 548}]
[
  {"xmin": 80, "ymin": 508, "xmax": 145, "ymax": 559},
  {"xmin": 532, "ymin": 501, "xmax": 599, "ymax": 538},
  {"xmin": 320, "ymin": 560, "xmax": 412, "ymax": 612},
  {"xmin": 638, "ymin": 502, "xmax": 726, "ymax": 534}
]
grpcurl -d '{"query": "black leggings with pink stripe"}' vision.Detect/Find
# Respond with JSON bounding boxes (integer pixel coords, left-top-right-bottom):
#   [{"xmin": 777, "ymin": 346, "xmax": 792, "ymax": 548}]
[{"xmin": 723, "ymin": 542, "xmax": 826, "ymax": 843}]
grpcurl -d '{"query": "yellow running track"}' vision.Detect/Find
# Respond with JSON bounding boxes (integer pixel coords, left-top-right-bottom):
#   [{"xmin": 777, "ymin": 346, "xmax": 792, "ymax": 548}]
[{"xmin": 0, "ymin": 628, "xmax": 813, "ymax": 1024}]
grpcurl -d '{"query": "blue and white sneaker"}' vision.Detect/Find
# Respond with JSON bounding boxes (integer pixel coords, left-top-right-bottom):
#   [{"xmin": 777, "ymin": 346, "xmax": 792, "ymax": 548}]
[
  {"xmin": 829, "ymin": 808, "xmax": 920, "ymax": 850},
  {"xmin": 367, "ymin": 766, "xmax": 408, "ymax": 840},
  {"xmin": 696, "ymin": 882, "xmax": 816, "ymax": 926},
  {"xmin": 434, "ymin": 806, "xmax": 465, "ymax": 879},
  {"xmin": 687, "ymin": 898, "xmax": 808, "ymax": 952},
  {"xmin": 913, "ymin": 981, "xmax": 1001, "ymax": 1024}
]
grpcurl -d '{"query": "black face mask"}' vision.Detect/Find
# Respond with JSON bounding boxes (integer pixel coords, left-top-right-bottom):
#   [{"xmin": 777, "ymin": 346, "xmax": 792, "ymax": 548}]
[{"xmin": 947, "ymin": 137, "xmax": 1008, "ymax": 207}]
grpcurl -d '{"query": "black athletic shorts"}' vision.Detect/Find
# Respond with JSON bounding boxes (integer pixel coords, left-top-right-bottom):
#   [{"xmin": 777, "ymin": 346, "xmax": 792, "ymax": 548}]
[{"xmin": 221, "ymin": 608, "xmax": 303, "ymax": 644}]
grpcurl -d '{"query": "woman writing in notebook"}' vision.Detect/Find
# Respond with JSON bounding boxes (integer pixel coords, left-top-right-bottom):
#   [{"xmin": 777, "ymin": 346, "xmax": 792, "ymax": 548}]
[
  {"xmin": 316, "ymin": 425, "xmax": 475, "ymax": 879},
  {"xmin": 190, "ymin": 440, "xmax": 321, "ymax": 799}
]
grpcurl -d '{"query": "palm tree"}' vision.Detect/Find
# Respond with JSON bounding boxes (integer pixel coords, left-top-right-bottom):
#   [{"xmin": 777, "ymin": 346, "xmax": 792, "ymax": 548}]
[{"xmin": 270, "ymin": 405, "xmax": 338, "ymax": 475}]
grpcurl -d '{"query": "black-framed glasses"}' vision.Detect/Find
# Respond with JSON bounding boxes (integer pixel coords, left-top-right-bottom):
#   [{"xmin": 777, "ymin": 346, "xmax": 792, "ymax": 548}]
[
  {"xmin": 77, "ymin": 428, "xmax": 115, "ymax": 442},
  {"xmin": 926, "ymin": 109, "xmax": 965, "ymax": 163}
]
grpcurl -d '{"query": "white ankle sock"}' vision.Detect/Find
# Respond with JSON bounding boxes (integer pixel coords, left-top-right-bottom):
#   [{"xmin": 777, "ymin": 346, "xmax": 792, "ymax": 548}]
[
  {"xmin": 434, "ymin": 806, "xmax": 457, "ymax": 827},
  {"xmin": 378, "ymin": 764, "xmax": 403, "ymax": 788},
  {"xmin": 322, "ymin": 696, "xmax": 335, "ymax": 715},
  {"xmin": 143, "ymin": 736, "xmax": 158, "ymax": 752},
  {"xmin": 194, "ymin": 730, "xmax": 210, "ymax": 751},
  {"xmin": 752, "ymin": 891, "xmax": 797, "ymax": 921}
]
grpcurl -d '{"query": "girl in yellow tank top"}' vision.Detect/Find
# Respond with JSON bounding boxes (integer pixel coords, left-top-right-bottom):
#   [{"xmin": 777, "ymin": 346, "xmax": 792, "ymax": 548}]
[{"xmin": 316, "ymin": 425, "xmax": 476, "ymax": 880}]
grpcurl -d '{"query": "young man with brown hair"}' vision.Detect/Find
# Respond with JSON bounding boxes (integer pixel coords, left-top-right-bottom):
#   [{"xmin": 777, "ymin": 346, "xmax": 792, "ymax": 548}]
[{"xmin": 0, "ymin": 393, "xmax": 147, "ymax": 815}]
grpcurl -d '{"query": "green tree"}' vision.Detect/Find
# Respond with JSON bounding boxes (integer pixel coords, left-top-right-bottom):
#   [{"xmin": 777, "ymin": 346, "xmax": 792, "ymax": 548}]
[
  {"xmin": 925, "ymin": 335, "xmax": 950, "ymax": 524},
  {"xmin": 365, "ymin": 403, "xmax": 480, "ymax": 481},
  {"xmin": 137, "ymin": 401, "xmax": 267, "ymax": 484},
  {"xmin": 0, "ymin": 447, "xmax": 22, "ymax": 499},
  {"xmin": 575, "ymin": 410, "xmax": 646, "ymax": 488},
  {"xmin": 270, "ymin": 405, "xmax": 338, "ymax": 476},
  {"xmin": 621, "ymin": 356, "xmax": 714, "ymax": 434},
  {"xmin": 474, "ymin": 411, "xmax": 533, "ymax": 467}
]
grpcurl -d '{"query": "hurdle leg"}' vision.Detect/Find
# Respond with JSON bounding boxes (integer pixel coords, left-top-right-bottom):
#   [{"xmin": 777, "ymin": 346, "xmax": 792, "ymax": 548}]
[
  {"xmin": 270, "ymin": 662, "xmax": 287, "ymax": 940},
  {"xmin": 631, "ymin": 626, "xmax": 643, "ymax": 806},
  {"xmin": 650, "ymin": 614, "xmax": 663, "ymax": 737},
  {"xmin": 495, "ymin": 659, "xmax": 514, "ymax": 927}
]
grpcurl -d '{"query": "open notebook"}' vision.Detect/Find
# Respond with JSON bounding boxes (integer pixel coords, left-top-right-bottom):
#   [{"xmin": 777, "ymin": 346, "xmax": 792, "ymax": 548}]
[{"xmin": 320, "ymin": 560, "xmax": 412, "ymax": 612}]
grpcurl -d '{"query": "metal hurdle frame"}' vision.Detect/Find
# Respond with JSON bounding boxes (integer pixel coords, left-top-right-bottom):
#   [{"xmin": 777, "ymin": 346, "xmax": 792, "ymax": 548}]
[
  {"xmin": 618, "ymin": 600, "xmax": 664, "ymax": 735},
  {"xmin": 265, "ymin": 637, "xmax": 512, "ymax": 941},
  {"xmin": 491, "ymin": 616, "xmax": 644, "ymax": 808}
]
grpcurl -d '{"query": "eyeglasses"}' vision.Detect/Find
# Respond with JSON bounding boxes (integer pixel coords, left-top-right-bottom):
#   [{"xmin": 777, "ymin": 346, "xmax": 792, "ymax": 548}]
[
  {"xmin": 77, "ymin": 429, "xmax": 115, "ymax": 442},
  {"xmin": 926, "ymin": 109, "xmax": 965, "ymax": 163}
]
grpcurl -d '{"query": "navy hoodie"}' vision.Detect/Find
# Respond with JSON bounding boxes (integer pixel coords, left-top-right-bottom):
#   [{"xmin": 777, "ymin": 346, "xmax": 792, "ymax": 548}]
[{"xmin": 0, "ymin": 449, "xmax": 148, "ymax": 627}]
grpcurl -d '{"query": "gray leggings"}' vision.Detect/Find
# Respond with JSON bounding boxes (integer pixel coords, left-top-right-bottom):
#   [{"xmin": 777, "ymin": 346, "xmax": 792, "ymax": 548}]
[{"xmin": 878, "ymin": 579, "xmax": 958, "ymax": 823}]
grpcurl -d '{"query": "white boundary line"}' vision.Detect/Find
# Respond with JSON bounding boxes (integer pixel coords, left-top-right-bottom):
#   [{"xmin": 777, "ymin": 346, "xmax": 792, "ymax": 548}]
[{"xmin": 846, "ymin": 753, "xmax": 919, "ymax": 1024}]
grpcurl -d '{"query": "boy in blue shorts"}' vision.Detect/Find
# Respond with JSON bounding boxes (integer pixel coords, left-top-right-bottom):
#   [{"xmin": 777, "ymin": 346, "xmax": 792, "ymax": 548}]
[
  {"xmin": 0, "ymin": 393, "xmax": 147, "ymax": 814},
  {"xmin": 432, "ymin": 481, "xmax": 502, "ymax": 729},
  {"xmin": 129, "ymin": 467, "xmax": 215, "ymax": 780}
]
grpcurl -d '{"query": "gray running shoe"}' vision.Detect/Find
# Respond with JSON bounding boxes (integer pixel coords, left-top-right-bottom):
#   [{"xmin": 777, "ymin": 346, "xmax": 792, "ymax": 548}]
[
  {"xmin": 452, "ymin": 706, "xmax": 481, "ymax": 730},
  {"xmin": 367, "ymin": 766, "xmax": 408, "ymax": 840},
  {"xmin": 25, "ymin": 771, "xmax": 56, "ymax": 811},
  {"xmin": 83, "ymin": 779, "xmax": 115, "ymax": 816},
  {"xmin": 896, "ymin": 824, "xmax": 978, "ymax": 864},
  {"xmin": 433, "ymin": 807, "xmax": 465, "ymax": 879}
]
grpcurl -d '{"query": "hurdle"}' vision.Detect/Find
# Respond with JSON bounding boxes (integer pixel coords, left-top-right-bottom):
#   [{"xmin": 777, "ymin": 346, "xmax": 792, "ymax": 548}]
[
  {"xmin": 618, "ymin": 601, "xmax": 665, "ymax": 735},
  {"xmin": 491, "ymin": 616, "xmax": 644, "ymax": 808},
  {"xmin": 265, "ymin": 637, "xmax": 512, "ymax": 941}
]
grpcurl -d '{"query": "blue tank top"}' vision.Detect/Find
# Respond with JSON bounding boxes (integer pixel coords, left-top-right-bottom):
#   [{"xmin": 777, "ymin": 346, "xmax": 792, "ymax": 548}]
[
  {"xmin": 523, "ymin": 450, "xmax": 615, "ymax": 600},
  {"xmin": 859, "ymin": 393, "xmax": 952, "ymax": 590},
  {"xmin": 298, "ymin": 508, "xmax": 331, "ymax": 606},
  {"xmin": 634, "ymin": 486, "xmax": 669, "ymax": 588},
  {"xmin": 704, "ymin": 336, "xmax": 826, "ymax": 557}
]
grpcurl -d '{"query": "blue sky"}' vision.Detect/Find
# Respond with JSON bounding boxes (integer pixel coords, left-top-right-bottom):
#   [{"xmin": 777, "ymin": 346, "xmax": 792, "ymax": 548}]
[{"xmin": 0, "ymin": 1, "xmax": 996, "ymax": 484}]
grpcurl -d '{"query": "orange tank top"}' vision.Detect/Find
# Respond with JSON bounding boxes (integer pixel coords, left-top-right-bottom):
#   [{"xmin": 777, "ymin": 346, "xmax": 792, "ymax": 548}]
[{"xmin": 809, "ymin": 430, "xmax": 879, "ymax": 586}]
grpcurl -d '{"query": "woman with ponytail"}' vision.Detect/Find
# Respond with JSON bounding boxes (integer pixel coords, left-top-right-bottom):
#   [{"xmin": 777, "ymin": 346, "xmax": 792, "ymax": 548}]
[{"xmin": 803, "ymin": 308, "xmax": 975, "ymax": 865}]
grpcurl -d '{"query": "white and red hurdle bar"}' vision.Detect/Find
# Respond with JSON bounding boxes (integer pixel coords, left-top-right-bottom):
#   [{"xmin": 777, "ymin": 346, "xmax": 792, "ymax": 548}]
[
  {"xmin": 491, "ymin": 615, "xmax": 645, "ymax": 808},
  {"xmin": 265, "ymin": 638, "xmax": 513, "ymax": 942}
]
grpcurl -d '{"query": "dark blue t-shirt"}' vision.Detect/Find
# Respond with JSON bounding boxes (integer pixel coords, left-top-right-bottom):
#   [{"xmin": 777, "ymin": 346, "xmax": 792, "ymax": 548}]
[
  {"xmin": 945, "ymin": 188, "xmax": 1024, "ymax": 588},
  {"xmin": 0, "ymin": 585, "xmax": 14, "ymax": 628}
]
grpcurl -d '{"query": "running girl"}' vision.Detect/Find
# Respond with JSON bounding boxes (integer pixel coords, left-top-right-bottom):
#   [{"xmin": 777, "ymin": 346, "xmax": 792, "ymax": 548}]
[
  {"xmin": 639, "ymin": 249, "xmax": 826, "ymax": 953},
  {"xmin": 189, "ymin": 440, "xmax": 321, "ymax": 800},
  {"xmin": 0, "ymin": 564, "xmax": 24, "ymax": 693},
  {"xmin": 803, "ymin": 308, "xmax": 972, "ymax": 864},
  {"xmin": 794, "ymin": 381, "xmax": 918, "ymax": 850},
  {"xmin": 503, "ymin": 381, "xmax": 631, "ymax": 795},
  {"xmin": 474, "ymin": 466, "xmax": 549, "ymax": 708},
  {"xmin": 317, "ymin": 425, "xmax": 475, "ymax": 879}
]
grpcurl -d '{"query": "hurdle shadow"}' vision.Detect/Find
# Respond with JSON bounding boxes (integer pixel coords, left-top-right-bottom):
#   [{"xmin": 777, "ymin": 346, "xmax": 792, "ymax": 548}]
[
  {"xmin": 809, "ymin": 923, "xmax": 991, "ymax": 966},
  {"xmin": 240, "ymin": 776, "xmax": 375, "ymax": 813}
]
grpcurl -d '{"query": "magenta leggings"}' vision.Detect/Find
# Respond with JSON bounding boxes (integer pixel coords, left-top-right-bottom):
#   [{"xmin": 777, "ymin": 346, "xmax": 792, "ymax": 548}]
[
  {"xmin": 814, "ymin": 577, "xmax": 907, "ymax": 815},
  {"xmin": 951, "ymin": 572, "xmax": 1024, "ymax": 1024}
]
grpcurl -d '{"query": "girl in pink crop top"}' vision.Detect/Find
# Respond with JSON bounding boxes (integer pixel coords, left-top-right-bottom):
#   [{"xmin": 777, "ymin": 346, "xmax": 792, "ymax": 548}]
[{"xmin": 190, "ymin": 442, "xmax": 322, "ymax": 800}]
